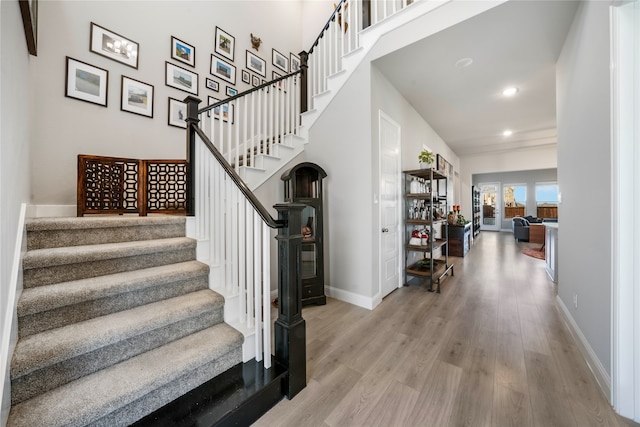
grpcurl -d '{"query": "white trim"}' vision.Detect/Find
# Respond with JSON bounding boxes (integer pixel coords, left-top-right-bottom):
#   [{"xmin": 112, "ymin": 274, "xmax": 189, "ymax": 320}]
[
  {"xmin": 557, "ymin": 295, "xmax": 611, "ymax": 399},
  {"xmin": 325, "ymin": 285, "xmax": 377, "ymax": 310},
  {"xmin": 30, "ymin": 204, "xmax": 76, "ymax": 218},
  {"xmin": 610, "ymin": 1, "xmax": 640, "ymax": 421},
  {"xmin": 1, "ymin": 204, "xmax": 27, "ymax": 421}
]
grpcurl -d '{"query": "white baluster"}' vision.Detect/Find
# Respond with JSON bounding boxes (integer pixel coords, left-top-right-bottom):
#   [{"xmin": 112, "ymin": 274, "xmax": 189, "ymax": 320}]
[
  {"xmin": 262, "ymin": 223, "xmax": 271, "ymax": 368},
  {"xmin": 250, "ymin": 91, "xmax": 256, "ymax": 167},
  {"xmin": 239, "ymin": 197, "xmax": 246, "ymax": 323},
  {"xmin": 254, "ymin": 213, "xmax": 263, "ymax": 362},
  {"xmin": 247, "ymin": 208, "xmax": 254, "ymax": 329}
]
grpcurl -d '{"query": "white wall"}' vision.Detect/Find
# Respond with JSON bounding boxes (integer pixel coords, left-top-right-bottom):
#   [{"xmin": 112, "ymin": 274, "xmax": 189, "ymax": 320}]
[
  {"xmin": 0, "ymin": 0, "xmax": 32, "ymax": 422},
  {"xmin": 31, "ymin": 1, "xmax": 306, "ymax": 207},
  {"xmin": 556, "ymin": 0, "xmax": 612, "ymax": 377}
]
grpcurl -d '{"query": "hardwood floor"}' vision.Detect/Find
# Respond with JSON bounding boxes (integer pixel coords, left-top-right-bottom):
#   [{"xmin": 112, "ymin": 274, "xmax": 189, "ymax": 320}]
[{"xmin": 254, "ymin": 231, "xmax": 639, "ymax": 427}]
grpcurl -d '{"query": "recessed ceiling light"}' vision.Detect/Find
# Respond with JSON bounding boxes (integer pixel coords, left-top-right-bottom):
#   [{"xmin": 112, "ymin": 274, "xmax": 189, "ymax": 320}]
[
  {"xmin": 455, "ymin": 57, "xmax": 473, "ymax": 69},
  {"xmin": 503, "ymin": 130, "xmax": 513, "ymax": 136},
  {"xmin": 502, "ymin": 87, "xmax": 518, "ymax": 97}
]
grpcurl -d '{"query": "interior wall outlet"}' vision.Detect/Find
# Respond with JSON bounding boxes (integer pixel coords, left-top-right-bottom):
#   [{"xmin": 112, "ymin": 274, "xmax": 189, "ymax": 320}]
[{"xmin": 573, "ymin": 293, "xmax": 578, "ymax": 309}]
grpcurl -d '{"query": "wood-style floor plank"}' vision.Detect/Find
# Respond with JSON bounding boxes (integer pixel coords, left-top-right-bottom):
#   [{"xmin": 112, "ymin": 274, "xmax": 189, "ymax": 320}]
[{"xmin": 254, "ymin": 232, "xmax": 639, "ymax": 427}]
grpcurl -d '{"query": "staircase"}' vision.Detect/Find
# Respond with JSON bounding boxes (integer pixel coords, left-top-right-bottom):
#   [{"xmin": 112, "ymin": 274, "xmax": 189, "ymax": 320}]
[{"xmin": 7, "ymin": 216, "xmax": 244, "ymax": 427}]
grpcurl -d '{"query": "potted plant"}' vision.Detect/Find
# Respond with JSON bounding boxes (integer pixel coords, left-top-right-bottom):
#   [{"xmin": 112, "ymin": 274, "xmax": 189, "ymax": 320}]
[{"xmin": 418, "ymin": 149, "xmax": 435, "ymax": 169}]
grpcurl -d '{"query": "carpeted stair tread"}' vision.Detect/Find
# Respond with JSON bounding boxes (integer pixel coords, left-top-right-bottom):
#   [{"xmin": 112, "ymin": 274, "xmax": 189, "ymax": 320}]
[
  {"xmin": 7, "ymin": 323, "xmax": 243, "ymax": 427},
  {"xmin": 11, "ymin": 289, "xmax": 223, "ymax": 379},
  {"xmin": 27, "ymin": 216, "xmax": 186, "ymax": 250},
  {"xmin": 23, "ymin": 237, "xmax": 195, "ymax": 270},
  {"xmin": 18, "ymin": 260, "xmax": 209, "ymax": 317},
  {"xmin": 17, "ymin": 261, "xmax": 210, "ymax": 337}
]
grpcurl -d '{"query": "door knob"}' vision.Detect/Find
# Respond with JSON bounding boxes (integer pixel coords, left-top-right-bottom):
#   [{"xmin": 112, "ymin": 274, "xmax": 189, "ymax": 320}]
[{"xmin": 382, "ymin": 228, "xmax": 389, "ymax": 233}]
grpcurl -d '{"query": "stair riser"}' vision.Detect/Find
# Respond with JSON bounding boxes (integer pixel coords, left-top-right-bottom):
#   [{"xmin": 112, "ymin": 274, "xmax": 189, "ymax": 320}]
[
  {"xmin": 27, "ymin": 223, "xmax": 185, "ymax": 250},
  {"xmin": 23, "ymin": 248, "xmax": 196, "ymax": 288},
  {"xmin": 11, "ymin": 308, "xmax": 224, "ymax": 405},
  {"xmin": 18, "ymin": 275, "xmax": 209, "ymax": 337},
  {"xmin": 90, "ymin": 347, "xmax": 242, "ymax": 427}
]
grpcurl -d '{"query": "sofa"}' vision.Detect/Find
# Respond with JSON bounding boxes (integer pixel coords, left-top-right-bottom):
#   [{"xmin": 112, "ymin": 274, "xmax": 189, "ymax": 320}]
[{"xmin": 512, "ymin": 217, "xmax": 530, "ymax": 242}]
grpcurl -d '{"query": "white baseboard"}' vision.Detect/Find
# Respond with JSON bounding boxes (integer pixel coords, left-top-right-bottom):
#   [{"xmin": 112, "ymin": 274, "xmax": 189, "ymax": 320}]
[
  {"xmin": 325, "ymin": 285, "xmax": 376, "ymax": 310},
  {"xmin": 30, "ymin": 204, "xmax": 76, "ymax": 218},
  {"xmin": 556, "ymin": 295, "xmax": 611, "ymax": 400},
  {"xmin": 1, "ymin": 204, "xmax": 27, "ymax": 425}
]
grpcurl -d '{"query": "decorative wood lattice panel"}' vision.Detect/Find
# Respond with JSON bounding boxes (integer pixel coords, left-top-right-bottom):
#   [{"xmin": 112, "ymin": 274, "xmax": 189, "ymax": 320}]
[{"xmin": 145, "ymin": 161, "xmax": 187, "ymax": 213}]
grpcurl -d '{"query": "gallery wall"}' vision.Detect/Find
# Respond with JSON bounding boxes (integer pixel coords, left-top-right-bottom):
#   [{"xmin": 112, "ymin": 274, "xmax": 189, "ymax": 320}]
[{"xmin": 30, "ymin": 1, "xmax": 315, "ymax": 208}]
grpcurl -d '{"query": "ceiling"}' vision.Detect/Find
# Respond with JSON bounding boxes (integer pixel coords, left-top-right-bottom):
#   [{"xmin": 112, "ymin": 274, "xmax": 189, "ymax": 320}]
[{"xmin": 373, "ymin": 0, "xmax": 581, "ymax": 157}]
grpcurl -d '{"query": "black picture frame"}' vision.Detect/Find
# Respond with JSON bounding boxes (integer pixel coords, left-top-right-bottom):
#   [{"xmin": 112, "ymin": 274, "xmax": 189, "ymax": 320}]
[
  {"xmin": 171, "ymin": 36, "xmax": 195, "ymax": 67},
  {"xmin": 205, "ymin": 78, "xmax": 219, "ymax": 92},
  {"xmin": 226, "ymin": 86, "xmax": 237, "ymax": 97},
  {"xmin": 272, "ymin": 48, "xmax": 288, "ymax": 73},
  {"xmin": 241, "ymin": 69, "xmax": 250, "ymax": 84},
  {"xmin": 214, "ymin": 26, "xmax": 235, "ymax": 61},
  {"xmin": 165, "ymin": 61, "xmax": 199, "ymax": 95},
  {"xmin": 65, "ymin": 56, "xmax": 108, "ymax": 107},
  {"xmin": 246, "ymin": 50, "xmax": 266, "ymax": 77},
  {"xmin": 168, "ymin": 97, "xmax": 187, "ymax": 128},
  {"xmin": 90, "ymin": 22, "xmax": 139, "ymax": 69},
  {"xmin": 121, "ymin": 76, "xmax": 154, "ymax": 118},
  {"xmin": 210, "ymin": 54, "xmax": 236, "ymax": 85},
  {"xmin": 19, "ymin": 0, "xmax": 37, "ymax": 55}
]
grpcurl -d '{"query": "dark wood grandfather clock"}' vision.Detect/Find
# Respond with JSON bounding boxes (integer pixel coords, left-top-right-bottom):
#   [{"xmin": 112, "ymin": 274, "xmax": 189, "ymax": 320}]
[{"xmin": 281, "ymin": 162, "xmax": 327, "ymax": 306}]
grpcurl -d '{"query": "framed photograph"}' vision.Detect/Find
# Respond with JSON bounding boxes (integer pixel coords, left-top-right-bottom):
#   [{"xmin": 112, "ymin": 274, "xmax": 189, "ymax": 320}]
[
  {"xmin": 208, "ymin": 96, "xmax": 234, "ymax": 123},
  {"xmin": 436, "ymin": 154, "xmax": 450, "ymax": 177},
  {"xmin": 168, "ymin": 97, "xmax": 187, "ymax": 128},
  {"xmin": 214, "ymin": 27, "xmax": 235, "ymax": 61},
  {"xmin": 252, "ymin": 75, "xmax": 260, "ymax": 87},
  {"xmin": 272, "ymin": 49, "xmax": 288, "ymax": 73},
  {"xmin": 205, "ymin": 78, "xmax": 219, "ymax": 92},
  {"xmin": 121, "ymin": 76, "xmax": 153, "ymax": 118},
  {"xmin": 65, "ymin": 56, "xmax": 108, "ymax": 107},
  {"xmin": 165, "ymin": 61, "xmax": 198, "ymax": 95},
  {"xmin": 272, "ymin": 71, "xmax": 285, "ymax": 90},
  {"xmin": 290, "ymin": 53, "xmax": 300, "ymax": 72},
  {"xmin": 226, "ymin": 86, "xmax": 238, "ymax": 97},
  {"xmin": 241, "ymin": 69, "xmax": 250, "ymax": 84},
  {"xmin": 210, "ymin": 55, "xmax": 236, "ymax": 85},
  {"xmin": 90, "ymin": 22, "xmax": 139, "ymax": 69},
  {"xmin": 246, "ymin": 50, "xmax": 266, "ymax": 77},
  {"xmin": 19, "ymin": 0, "xmax": 37, "ymax": 55},
  {"xmin": 171, "ymin": 36, "xmax": 195, "ymax": 67}
]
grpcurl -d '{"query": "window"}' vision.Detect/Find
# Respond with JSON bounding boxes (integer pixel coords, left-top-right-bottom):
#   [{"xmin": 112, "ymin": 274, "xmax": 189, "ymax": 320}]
[
  {"xmin": 535, "ymin": 182, "xmax": 558, "ymax": 218},
  {"xmin": 503, "ymin": 184, "xmax": 526, "ymax": 218}
]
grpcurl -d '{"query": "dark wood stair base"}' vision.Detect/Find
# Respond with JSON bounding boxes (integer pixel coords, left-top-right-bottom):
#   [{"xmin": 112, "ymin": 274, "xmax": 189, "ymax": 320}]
[{"xmin": 131, "ymin": 358, "xmax": 287, "ymax": 427}]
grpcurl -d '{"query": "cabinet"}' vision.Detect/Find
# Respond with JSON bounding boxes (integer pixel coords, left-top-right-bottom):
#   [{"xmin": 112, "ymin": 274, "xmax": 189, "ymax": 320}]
[
  {"xmin": 449, "ymin": 223, "xmax": 471, "ymax": 257},
  {"xmin": 281, "ymin": 162, "xmax": 327, "ymax": 306},
  {"xmin": 403, "ymin": 169, "xmax": 454, "ymax": 293},
  {"xmin": 472, "ymin": 186, "xmax": 481, "ymax": 237}
]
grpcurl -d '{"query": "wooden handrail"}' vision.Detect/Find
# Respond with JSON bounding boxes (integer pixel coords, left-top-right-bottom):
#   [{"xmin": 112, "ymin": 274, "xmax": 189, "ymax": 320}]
[
  {"xmin": 307, "ymin": 0, "xmax": 346, "ymax": 55},
  {"xmin": 185, "ymin": 97, "xmax": 285, "ymax": 229}
]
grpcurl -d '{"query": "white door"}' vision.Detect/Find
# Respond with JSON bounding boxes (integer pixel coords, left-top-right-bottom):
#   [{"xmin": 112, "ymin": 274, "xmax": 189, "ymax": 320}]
[
  {"xmin": 479, "ymin": 182, "xmax": 501, "ymax": 231},
  {"xmin": 379, "ymin": 111, "xmax": 401, "ymax": 298}
]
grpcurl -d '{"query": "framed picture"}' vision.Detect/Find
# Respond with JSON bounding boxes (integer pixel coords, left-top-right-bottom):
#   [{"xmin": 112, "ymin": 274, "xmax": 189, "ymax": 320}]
[
  {"xmin": 272, "ymin": 49, "xmax": 288, "ymax": 73},
  {"xmin": 171, "ymin": 36, "xmax": 195, "ymax": 67},
  {"xmin": 206, "ymin": 78, "xmax": 219, "ymax": 92},
  {"xmin": 241, "ymin": 69, "xmax": 250, "ymax": 84},
  {"xmin": 90, "ymin": 22, "xmax": 139, "ymax": 69},
  {"xmin": 121, "ymin": 76, "xmax": 154, "ymax": 118},
  {"xmin": 65, "ymin": 56, "xmax": 108, "ymax": 107},
  {"xmin": 290, "ymin": 53, "xmax": 300, "ymax": 72},
  {"xmin": 19, "ymin": 0, "xmax": 37, "ymax": 55},
  {"xmin": 272, "ymin": 71, "xmax": 285, "ymax": 90},
  {"xmin": 214, "ymin": 27, "xmax": 235, "ymax": 61},
  {"xmin": 210, "ymin": 55, "xmax": 236, "ymax": 85},
  {"xmin": 165, "ymin": 61, "xmax": 198, "ymax": 95},
  {"xmin": 226, "ymin": 86, "xmax": 237, "ymax": 97},
  {"xmin": 208, "ymin": 96, "xmax": 234, "ymax": 123},
  {"xmin": 252, "ymin": 75, "xmax": 260, "ymax": 87},
  {"xmin": 168, "ymin": 97, "xmax": 187, "ymax": 128},
  {"xmin": 436, "ymin": 154, "xmax": 450, "ymax": 177},
  {"xmin": 246, "ymin": 50, "xmax": 266, "ymax": 77}
]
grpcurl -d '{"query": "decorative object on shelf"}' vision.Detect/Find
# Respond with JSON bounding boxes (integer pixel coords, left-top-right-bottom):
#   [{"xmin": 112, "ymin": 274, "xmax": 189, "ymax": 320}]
[
  {"xmin": 167, "ymin": 97, "xmax": 187, "ymax": 128},
  {"xmin": 282, "ymin": 162, "xmax": 328, "ymax": 306},
  {"xmin": 418, "ymin": 149, "xmax": 434, "ymax": 169},
  {"xmin": 19, "ymin": 0, "xmax": 37, "ymax": 55},
  {"xmin": 90, "ymin": 22, "xmax": 138, "ymax": 69},
  {"xmin": 246, "ymin": 50, "xmax": 266, "ymax": 77},
  {"xmin": 165, "ymin": 61, "xmax": 199, "ymax": 95},
  {"xmin": 210, "ymin": 55, "xmax": 236, "ymax": 84},
  {"xmin": 171, "ymin": 36, "xmax": 195, "ymax": 67},
  {"xmin": 205, "ymin": 78, "xmax": 219, "ymax": 92},
  {"xmin": 272, "ymin": 48, "xmax": 289, "ymax": 72},
  {"xmin": 65, "ymin": 57, "xmax": 108, "ymax": 107},
  {"xmin": 120, "ymin": 76, "xmax": 154, "ymax": 118},
  {"xmin": 214, "ymin": 26, "xmax": 235, "ymax": 61},
  {"xmin": 250, "ymin": 33, "xmax": 262, "ymax": 51}
]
